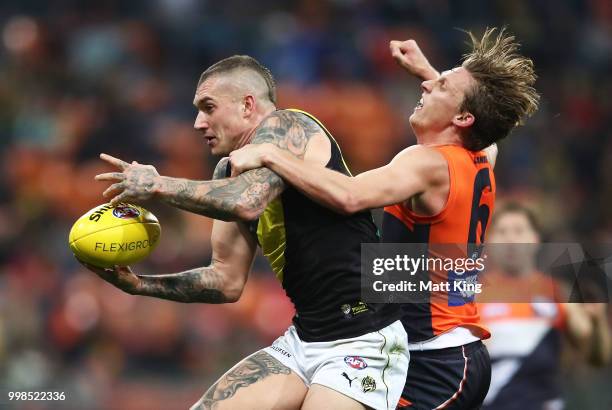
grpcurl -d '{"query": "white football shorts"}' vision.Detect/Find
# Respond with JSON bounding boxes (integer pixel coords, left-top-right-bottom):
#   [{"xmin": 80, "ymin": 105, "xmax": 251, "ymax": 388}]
[{"xmin": 263, "ymin": 320, "xmax": 409, "ymax": 410}]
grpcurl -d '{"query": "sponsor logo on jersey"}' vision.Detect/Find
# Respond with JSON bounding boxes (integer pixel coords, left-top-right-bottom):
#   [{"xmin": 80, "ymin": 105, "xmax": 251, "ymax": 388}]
[
  {"xmin": 344, "ymin": 356, "xmax": 368, "ymax": 370},
  {"xmin": 113, "ymin": 206, "xmax": 141, "ymax": 219},
  {"xmin": 448, "ymin": 269, "xmax": 479, "ymax": 306}
]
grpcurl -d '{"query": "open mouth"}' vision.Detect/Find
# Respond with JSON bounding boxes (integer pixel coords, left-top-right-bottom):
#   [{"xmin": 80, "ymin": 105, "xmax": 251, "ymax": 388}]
[
  {"xmin": 204, "ymin": 136, "xmax": 217, "ymax": 145},
  {"xmin": 415, "ymin": 98, "xmax": 424, "ymax": 110}
]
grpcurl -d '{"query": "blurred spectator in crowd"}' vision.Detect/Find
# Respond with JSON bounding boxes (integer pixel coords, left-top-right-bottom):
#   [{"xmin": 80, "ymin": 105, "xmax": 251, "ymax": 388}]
[{"xmin": 479, "ymin": 202, "xmax": 611, "ymax": 410}]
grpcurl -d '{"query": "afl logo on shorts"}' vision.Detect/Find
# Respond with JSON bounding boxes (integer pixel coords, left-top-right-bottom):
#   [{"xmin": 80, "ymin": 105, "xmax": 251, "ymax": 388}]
[
  {"xmin": 113, "ymin": 206, "xmax": 141, "ymax": 219},
  {"xmin": 344, "ymin": 356, "xmax": 368, "ymax": 370}
]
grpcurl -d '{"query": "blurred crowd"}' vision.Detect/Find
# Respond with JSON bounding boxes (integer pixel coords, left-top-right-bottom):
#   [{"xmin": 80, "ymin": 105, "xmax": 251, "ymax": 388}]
[{"xmin": 0, "ymin": 0, "xmax": 610, "ymax": 408}]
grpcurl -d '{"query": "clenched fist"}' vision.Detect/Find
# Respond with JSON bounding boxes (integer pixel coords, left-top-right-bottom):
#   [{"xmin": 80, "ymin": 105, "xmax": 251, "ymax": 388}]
[{"xmin": 389, "ymin": 39, "xmax": 439, "ymax": 81}]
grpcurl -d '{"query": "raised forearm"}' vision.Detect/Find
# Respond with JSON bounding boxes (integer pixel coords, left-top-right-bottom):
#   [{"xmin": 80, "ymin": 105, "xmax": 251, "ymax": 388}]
[
  {"xmin": 155, "ymin": 176, "xmax": 242, "ymax": 221},
  {"xmin": 155, "ymin": 170, "xmax": 278, "ymax": 221},
  {"xmin": 136, "ymin": 266, "xmax": 232, "ymax": 304},
  {"xmin": 419, "ymin": 65, "xmax": 440, "ymax": 81},
  {"xmin": 390, "ymin": 39, "xmax": 440, "ymax": 81},
  {"xmin": 262, "ymin": 148, "xmax": 356, "ymax": 214}
]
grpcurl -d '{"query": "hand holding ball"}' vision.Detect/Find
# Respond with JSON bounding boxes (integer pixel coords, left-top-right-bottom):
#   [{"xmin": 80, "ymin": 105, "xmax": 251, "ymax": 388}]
[{"xmin": 69, "ymin": 203, "xmax": 161, "ymax": 268}]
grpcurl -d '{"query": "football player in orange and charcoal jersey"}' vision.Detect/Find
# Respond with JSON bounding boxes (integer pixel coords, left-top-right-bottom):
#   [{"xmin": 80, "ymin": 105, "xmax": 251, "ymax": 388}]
[{"xmin": 229, "ymin": 28, "xmax": 540, "ymax": 409}]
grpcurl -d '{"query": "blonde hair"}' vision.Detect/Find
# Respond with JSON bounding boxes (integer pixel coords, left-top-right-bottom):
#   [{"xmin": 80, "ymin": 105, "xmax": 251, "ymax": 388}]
[{"xmin": 460, "ymin": 27, "xmax": 540, "ymax": 151}]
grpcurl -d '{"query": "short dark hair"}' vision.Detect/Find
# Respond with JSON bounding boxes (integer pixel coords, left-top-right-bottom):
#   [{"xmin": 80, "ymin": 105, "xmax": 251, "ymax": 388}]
[
  {"xmin": 460, "ymin": 27, "xmax": 540, "ymax": 151},
  {"xmin": 198, "ymin": 55, "xmax": 277, "ymax": 105},
  {"xmin": 492, "ymin": 202, "xmax": 540, "ymax": 234}
]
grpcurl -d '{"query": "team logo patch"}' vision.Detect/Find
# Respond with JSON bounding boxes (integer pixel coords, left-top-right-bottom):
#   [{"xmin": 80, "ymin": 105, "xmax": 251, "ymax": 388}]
[
  {"xmin": 341, "ymin": 304, "xmax": 352, "ymax": 315},
  {"xmin": 112, "ymin": 206, "xmax": 141, "ymax": 219},
  {"xmin": 361, "ymin": 375, "xmax": 376, "ymax": 393},
  {"xmin": 344, "ymin": 356, "xmax": 368, "ymax": 370},
  {"xmin": 340, "ymin": 301, "xmax": 370, "ymax": 317}
]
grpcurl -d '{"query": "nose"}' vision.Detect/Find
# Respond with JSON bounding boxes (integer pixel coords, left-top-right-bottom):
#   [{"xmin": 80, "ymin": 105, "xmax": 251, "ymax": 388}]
[
  {"xmin": 421, "ymin": 80, "xmax": 432, "ymax": 93},
  {"xmin": 194, "ymin": 111, "xmax": 208, "ymax": 131}
]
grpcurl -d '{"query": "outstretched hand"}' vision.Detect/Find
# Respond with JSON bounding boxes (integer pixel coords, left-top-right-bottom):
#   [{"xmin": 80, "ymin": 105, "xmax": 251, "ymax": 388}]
[
  {"xmin": 95, "ymin": 153, "xmax": 161, "ymax": 205},
  {"xmin": 76, "ymin": 257, "xmax": 141, "ymax": 295},
  {"xmin": 389, "ymin": 39, "xmax": 439, "ymax": 81}
]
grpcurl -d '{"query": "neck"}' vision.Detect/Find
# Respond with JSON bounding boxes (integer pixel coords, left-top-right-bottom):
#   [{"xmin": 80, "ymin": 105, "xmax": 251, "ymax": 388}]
[
  {"xmin": 414, "ymin": 126, "xmax": 463, "ymax": 147},
  {"xmin": 236, "ymin": 106, "xmax": 276, "ymax": 149}
]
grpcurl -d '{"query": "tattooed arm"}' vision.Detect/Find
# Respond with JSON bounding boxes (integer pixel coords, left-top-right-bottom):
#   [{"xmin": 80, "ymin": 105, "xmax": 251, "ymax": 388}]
[
  {"xmin": 154, "ymin": 167, "xmax": 281, "ymax": 221},
  {"xmin": 154, "ymin": 110, "xmax": 324, "ymax": 220},
  {"xmin": 137, "ymin": 217, "xmax": 256, "ymax": 303},
  {"xmin": 83, "ymin": 158, "xmax": 258, "ymax": 303},
  {"xmin": 96, "ymin": 110, "xmax": 325, "ymax": 221}
]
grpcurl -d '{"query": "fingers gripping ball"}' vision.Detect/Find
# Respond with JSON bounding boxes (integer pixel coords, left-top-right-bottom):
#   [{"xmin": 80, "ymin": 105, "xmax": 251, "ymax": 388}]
[{"xmin": 69, "ymin": 203, "xmax": 161, "ymax": 268}]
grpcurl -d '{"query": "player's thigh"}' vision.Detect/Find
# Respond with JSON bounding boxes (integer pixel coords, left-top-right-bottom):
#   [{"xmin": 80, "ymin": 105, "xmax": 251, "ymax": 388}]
[
  {"xmin": 301, "ymin": 384, "xmax": 370, "ymax": 410},
  {"xmin": 191, "ymin": 350, "xmax": 308, "ymax": 410}
]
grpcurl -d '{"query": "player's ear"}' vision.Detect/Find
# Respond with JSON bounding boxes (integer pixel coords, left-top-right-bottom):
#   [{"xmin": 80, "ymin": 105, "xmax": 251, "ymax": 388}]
[
  {"xmin": 453, "ymin": 111, "xmax": 475, "ymax": 128},
  {"xmin": 243, "ymin": 95, "xmax": 256, "ymax": 118}
]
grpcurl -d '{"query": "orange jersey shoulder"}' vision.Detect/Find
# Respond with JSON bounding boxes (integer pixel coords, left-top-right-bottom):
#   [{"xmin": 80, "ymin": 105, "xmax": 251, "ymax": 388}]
[
  {"xmin": 384, "ymin": 145, "xmax": 496, "ymax": 244},
  {"xmin": 382, "ymin": 145, "xmax": 496, "ymax": 341}
]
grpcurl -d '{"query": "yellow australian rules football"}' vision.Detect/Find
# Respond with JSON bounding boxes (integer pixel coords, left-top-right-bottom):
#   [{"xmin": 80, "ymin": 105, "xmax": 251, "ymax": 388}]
[{"xmin": 69, "ymin": 203, "xmax": 161, "ymax": 268}]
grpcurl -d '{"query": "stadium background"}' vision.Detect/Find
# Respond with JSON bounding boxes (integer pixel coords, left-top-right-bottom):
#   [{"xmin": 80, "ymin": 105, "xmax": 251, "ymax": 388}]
[{"xmin": 0, "ymin": 0, "xmax": 610, "ymax": 408}]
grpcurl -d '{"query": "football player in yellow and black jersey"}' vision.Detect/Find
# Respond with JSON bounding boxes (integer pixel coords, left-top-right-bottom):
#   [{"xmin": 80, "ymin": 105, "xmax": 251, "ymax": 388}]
[{"xmin": 83, "ymin": 55, "xmax": 409, "ymax": 410}]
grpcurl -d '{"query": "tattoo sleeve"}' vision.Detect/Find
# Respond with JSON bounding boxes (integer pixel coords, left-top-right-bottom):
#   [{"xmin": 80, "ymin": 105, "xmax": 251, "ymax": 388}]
[
  {"xmin": 156, "ymin": 110, "xmax": 323, "ymax": 221},
  {"xmin": 136, "ymin": 266, "xmax": 228, "ymax": 303},
  {"xmin": 131, "ymin": 159, "xmax": 237, "ymax": 304}
]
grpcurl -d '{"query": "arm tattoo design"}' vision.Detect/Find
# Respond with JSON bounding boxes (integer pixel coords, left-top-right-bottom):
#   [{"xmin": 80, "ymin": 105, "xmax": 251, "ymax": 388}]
[
  {"xmin": 249, "ymin": 110, "xmax": 322, "ymax": 157},
  {"xmin": 194, "ymin": 351, "xmax": 292, "ymax": 409},
  {"xmin": 212, "ymin": 157, "xmax": 230, "ymax": 180},
  {"xmin": 132, "ymin": 159, "xmax": 238, "ymax": 304},
  {"xmin": 158, "ymin": 111, "xmax": 323, "ymax": 221},
  {"xmin": 136, "ymin": 266, "xmax": 228, "ymax": 304}
]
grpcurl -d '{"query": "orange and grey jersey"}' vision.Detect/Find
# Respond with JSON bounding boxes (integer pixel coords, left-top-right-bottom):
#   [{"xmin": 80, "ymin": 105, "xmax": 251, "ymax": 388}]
[
  {"xmin": 479, "ymin": 272, "xmax": 566, "ymax": 409},
  {"xmin": 231, "ymin": 109, "xmax": 402, "ymax": 342},
  {"xmin": 382, "ymin": 145, "xmax": 495, "ymax": 343}
]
